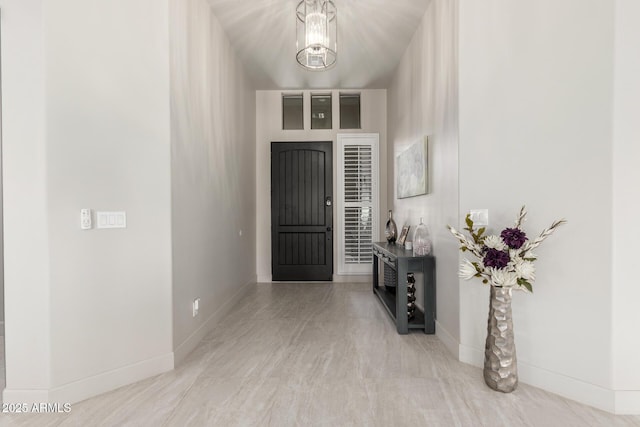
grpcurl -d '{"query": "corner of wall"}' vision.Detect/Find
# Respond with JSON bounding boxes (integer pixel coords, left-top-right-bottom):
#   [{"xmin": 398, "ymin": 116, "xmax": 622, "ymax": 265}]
[
  {"xmin": 173, "ymin": 277, "xmax": 255, "ymax": 365},
  {"xmin": 614, "ymin": 391, "xmax": 640, "ymax": 415},
  {"xmin": 387, "ymin": 0, "xmax": 461, "ymax": 349},
  {"xmin": 170, "ymin": 0, "xmax": 258, "ymax": 359},
  {"xmin": 3, "ymin": 353, "xmax": 175, "ymax": 405},
  {"xmin": 435, "ymin": 320, "xmax": 459, "ymax": 359}
]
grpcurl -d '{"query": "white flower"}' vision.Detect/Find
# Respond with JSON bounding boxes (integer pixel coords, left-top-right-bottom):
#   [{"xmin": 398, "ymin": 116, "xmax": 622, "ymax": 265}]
[
  {"xmin": 461, "ymin": 241, "xmax": 484, "ymax": 258},
  {"xmin": 488, "ymin": 268, "xmax": 518, "ymax": 288},
  {"xmin": 515, "ymin": 260, "xmax": 536, "ymax": 281},
  {"xmin": 459, "ymin": 259, "xmax": 478, "ymax": 280},
  {"xmin": 484, "ymin": 235, "xmax": 506, "ymax": 251}
]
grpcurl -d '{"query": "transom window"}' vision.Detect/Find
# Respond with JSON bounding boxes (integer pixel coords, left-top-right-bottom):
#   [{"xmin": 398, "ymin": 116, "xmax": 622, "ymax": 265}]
[
  {"xmin": 311, "ymin": 93, "xmax": 332, "ymax": 129},
  {"xmin": 339, "ymin": 93, "xmax": 361, "ymax": 129},
  {"xmin": 282, "ymin": 94, "xmax": 303, "ymax": 130}
]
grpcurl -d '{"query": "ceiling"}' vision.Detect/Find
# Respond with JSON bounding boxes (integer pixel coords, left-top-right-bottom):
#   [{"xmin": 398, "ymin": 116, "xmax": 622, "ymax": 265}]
[{"xmin": 207, "ymin": 0, "xmax": 432, "ymax": 90}]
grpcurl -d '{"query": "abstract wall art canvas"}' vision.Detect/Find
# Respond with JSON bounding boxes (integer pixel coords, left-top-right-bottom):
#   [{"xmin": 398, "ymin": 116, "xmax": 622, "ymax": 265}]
[{"xmin": 396, "ymin": 136, "xmax": 428, "ymax": 199}]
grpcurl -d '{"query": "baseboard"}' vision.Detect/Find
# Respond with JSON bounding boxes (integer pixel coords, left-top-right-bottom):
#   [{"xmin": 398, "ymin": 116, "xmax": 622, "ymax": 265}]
[
  {"xmin": 614, "ymin": 390, "xmax": 640, "ymax": 415},
  {"xmin": 458, "ymin": 343, "xmax": 483, "ymax": 368},
  {"xmin": 457, "ymin": 342, "xmax": 639, "ymax": 414},
  {"xmin": 3, "ymin": 352, "xmax": 174, "ymax": 405},
  {"xmin": 518, "ymin": 360, "xmax": 616, "ymax": 413},
  {"xmin": 332, "ymin": 274, "xmax": 372, "ymax": 283},
  {"xmin": 3, "ymin": 389, "xmax": 50, "ymax": 404},
  {"xmin": 3, "ymin": 277, "xmax": 258, "ymax": 406},
  {"xmin": 173, "ymin": 276, "xmax": 255, "ymax": 365},
  {"xmin": 435, "ymin": 321, "xmax": 459, "ymax": 359},
  {"xmin": 257, "ymin": 274, "xmax": 271, "ymax": 283}
]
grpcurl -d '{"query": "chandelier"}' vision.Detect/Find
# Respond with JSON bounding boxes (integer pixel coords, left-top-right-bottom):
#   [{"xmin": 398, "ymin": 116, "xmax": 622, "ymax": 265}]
[{"xmin": 296, "ymin": 0, "xmax": 337, "ymax": 70}]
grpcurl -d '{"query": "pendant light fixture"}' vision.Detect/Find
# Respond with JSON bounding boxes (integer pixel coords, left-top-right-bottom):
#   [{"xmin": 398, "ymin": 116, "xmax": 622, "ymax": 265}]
[{"xmin": 296, "ymin": 0, "xmax": 337, "ymax": 70}]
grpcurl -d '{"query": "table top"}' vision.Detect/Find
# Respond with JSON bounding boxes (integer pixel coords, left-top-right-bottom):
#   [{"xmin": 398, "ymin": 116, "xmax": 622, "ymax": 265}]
[{"xmin": 373, "ymin": 242, "xmax": 434, "ymax": 259}]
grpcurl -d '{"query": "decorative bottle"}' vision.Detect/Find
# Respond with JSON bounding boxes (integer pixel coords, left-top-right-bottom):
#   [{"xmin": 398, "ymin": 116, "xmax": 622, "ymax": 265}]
[
  {"xmin": 385, "ymin": 210, "xmax": 398, "ymax": 244},
  {"xmin": 413, "ymin": 217, "xmax": 432, "ymax": 255},
  {"xmin": 407, "ymin": 273, "xmax": 417, "ymax": 321}
]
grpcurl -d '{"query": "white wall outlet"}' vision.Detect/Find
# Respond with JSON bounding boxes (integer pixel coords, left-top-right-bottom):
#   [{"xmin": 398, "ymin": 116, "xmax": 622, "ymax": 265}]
[
  {"xmin": 80, "ymin": 209, "xmax": 92, "ymax": 230},
  {"xmin": 469, "ymin": 209, "xmax": 489, "ymax": 226},
  {"xmin": 192, "ymin": 298, "xmax": 200, "ymax": 317}
]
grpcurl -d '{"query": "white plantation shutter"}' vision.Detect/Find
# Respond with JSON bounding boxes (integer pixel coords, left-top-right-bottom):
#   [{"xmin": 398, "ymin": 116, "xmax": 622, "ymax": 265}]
[
  {"xmin": 344, "ymin": 147, "xmax": 373, "ymax": 264},
  {"xmin": 337, "ymin": 134, "xmax": 379, "ymax": 275}
]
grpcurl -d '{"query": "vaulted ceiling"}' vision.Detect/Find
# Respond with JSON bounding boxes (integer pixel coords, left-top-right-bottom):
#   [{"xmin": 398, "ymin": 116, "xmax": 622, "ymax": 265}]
[{"xmin": 207, "ymin": 0, "xmax": 432, "ymax": 89}]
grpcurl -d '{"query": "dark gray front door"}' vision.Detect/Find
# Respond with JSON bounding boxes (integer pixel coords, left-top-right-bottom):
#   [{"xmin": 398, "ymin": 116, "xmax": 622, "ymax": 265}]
[{"xmin": 271, "ymin": 142, "xmax": 333, "ymax": 281}]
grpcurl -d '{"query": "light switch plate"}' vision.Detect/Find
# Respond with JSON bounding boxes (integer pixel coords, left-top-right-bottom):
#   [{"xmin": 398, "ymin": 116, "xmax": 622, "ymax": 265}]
[
  {"xmin": 469, "ymin": 209, "xmax": 489, "ymax": 226},
  {"xmin": 96, "ymin": 211, "xmax": 127, "ymax": 229}
]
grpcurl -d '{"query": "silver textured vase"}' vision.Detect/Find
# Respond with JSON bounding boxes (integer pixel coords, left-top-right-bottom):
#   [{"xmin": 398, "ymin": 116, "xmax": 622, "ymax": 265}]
[
  {"xmin": 484, "ymin": 286, "xmax": 518, "ymax": 393},
  {"xmin": 385, "ymin": 210, "xmax": 397, "ymax": 244}
]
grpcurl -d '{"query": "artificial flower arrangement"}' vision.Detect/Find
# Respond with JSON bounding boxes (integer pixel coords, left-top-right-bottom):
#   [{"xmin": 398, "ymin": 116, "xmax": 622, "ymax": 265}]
[{"xmin": 448, "ymin": 206, "xmax": 566, "ymax": 291}]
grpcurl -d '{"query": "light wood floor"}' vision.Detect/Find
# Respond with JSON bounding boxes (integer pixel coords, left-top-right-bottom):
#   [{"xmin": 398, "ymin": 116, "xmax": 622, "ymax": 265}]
[{"xmin": 1, "ymin": 282, "xmax": 639, "ymax": 426}]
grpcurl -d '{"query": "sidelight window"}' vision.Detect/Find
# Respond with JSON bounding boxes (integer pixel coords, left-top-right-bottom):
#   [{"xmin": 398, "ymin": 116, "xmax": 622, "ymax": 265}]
[{"xmin": 337, "ymin": 134, "xmax": 379, "ymax": 274}]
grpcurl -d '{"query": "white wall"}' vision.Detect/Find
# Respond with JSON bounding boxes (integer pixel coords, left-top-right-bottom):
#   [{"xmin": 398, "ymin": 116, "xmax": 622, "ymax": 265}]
[
  {"xmin": 459, "ymin": 0, "xmax": 616, "ymax": 411},
  {"xmin": 170, "ymin": 0, "xmax": 257, "ymax": 362},
  {"xmin": 255, "ymin": 90, "xmax": 387, "ymax": 282},
  {"xmin": 46, "ymin": 0, "xmax": 174, "ymax": 399},
  {"xmin": 0, "ymin": 118, "xmax": 3, "ymax": 332},
  {"xmin": 0, "ymin": 25, "xmax": 2, "ymax": 328},
  {"xmin": 387, "ymin": 0, "xmax": 459, "ymax": 353},
  {"xmin": 1, "ymin": 0, "xmax": 51, "ymax": 395},
  {"xmin": 612, "ymin": 0, "xmax": 640, "ymax": 413},
  {"xmin": 0, "ymin": 189, "xmax": 3, "ymax": 336},
  {"xmin": 2, "ymin": 0, "xmax": 174, "ymax": 403}
]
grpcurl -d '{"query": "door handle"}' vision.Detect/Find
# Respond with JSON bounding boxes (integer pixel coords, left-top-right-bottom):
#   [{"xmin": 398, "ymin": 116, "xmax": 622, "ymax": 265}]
[
  {"xmin": 327, "ymin": 226, "xmax": 332, "ymax": 232},
  {"xmin": 326, "ymin": 197, "xmax": 332, "ymax": 207}
]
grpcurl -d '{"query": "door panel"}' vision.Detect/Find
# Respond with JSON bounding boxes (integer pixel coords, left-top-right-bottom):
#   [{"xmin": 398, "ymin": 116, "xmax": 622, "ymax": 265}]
[{"xmin": 271, "ymin": 142, "xmax": 333, "ymax": 281}]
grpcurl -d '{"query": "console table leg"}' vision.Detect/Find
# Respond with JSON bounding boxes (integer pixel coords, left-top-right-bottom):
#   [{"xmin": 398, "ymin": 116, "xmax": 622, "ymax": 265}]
[
  {"xmin": 396, "ymin": 259, "xmax": 409, "ymax": 334},
  {"xmin": 424, "ymin": 257, "xmax": 436, "ymax": 334},
  {"xmin": 372, "ymin": 255, "xmax": 379, "ymax": 294}
]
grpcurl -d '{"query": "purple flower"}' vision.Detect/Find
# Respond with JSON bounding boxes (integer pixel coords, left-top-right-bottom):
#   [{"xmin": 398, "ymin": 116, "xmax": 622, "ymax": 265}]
[
  {"xmin": 501, "ymin": 227, "xmax": 527, "ymax": 249},
  {"xmin": 483, "ymin": 248, "xmax": 510, "ymax": 269}
]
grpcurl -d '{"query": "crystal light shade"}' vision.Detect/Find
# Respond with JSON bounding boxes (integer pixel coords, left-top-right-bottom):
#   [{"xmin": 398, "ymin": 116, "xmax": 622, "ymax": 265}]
[{"xmin": 296, "ymin": 0, "xmax": 337, "ymax": 70}]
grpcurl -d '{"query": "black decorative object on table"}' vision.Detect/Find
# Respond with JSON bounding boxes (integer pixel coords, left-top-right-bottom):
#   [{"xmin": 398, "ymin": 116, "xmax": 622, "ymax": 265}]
[{"xmin": 385, "ymin": 210, "xmax": 398, "ymax": 244}]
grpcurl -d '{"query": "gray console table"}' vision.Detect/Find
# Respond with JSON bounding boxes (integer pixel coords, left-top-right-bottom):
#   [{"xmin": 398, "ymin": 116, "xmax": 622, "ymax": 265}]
[{"xmin": 372, "ymin": 242, "xmax": 436, "ymax": 334}]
